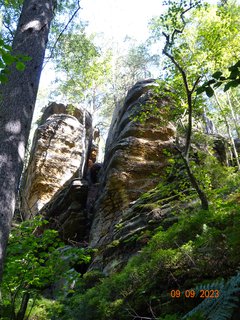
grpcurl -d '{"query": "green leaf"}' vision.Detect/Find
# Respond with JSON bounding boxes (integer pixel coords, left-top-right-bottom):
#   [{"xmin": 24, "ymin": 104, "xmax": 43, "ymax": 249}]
[
  {"xmin": 0, "ymin": 60, "xmax": 5, "ymax": 69},
  {"xmin": 224, "ymin": 79, "xmax": 240, "ymax": 91},
  {"xmin": 16, "ymin": 61, "xmax": 26, "ymax": 71},
  {"xmin": 18, "ymin": 54, "xmax": 32, "ymax": 62},
  {"xmin": 205, "ymin": 86, "xmax": 214, "ymax": 97},
  {"xmin": 228, "ymin": 66, "xmax": 236, "ymax": 72},
  {"xmin": 208, "ymin": 79, "xmax": 216, "ymax": 85},
  {"xmin": 213, "ymin": 82, "xmax": 222, "ymax": 89},
  {"xmin": 196, "ymin": 86, "xmax": 206, "ymax": 95},
  {"xmin": 0, "ymin": 74, "xmax": 8, "ymax": 83},
  {"xmin": 212, "ymin": 71, "xmax": 223, "ymax": 79},
  {"xmin": 2, "ymin": 52, "xmax": 15, "ymax": 65},
  {"xmin": 229, "ymin": 69, "xmax": 239, "ymax": 79},
  {"xmin": 4, "ymin": 45, "xmax": 12, "ymax": 51},
  {"xmin": 234, "ymin": 60, "xmax": 240, "ymax": 67}
]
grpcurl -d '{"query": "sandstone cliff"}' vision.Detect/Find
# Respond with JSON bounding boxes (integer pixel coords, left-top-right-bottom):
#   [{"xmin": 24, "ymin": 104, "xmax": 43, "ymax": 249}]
[
  {"xmin": 87, "ymin": 80, "xmax": 231, "ymax": 273},
  {"xmin": 89, "ymin": 79, "xmax": 177, "ymax": 272},
  {"xmin": 19, "ymin": 81, "xmax": 232, "ymax": 276}
]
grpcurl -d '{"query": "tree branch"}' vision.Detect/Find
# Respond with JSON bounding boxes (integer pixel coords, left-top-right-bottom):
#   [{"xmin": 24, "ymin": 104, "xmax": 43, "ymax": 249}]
[
  {"xmin": 162, "ymin": 31, "xmax": 189, "ymax": 94},
  {"xmin": 3, "ymin": 21, "xmax": 15, "ymax": 42},
  {"xmin": 162, "ymin": 0, "xmax": 209, "ymax": 210},
  {"xmin": 191, "ymin": 76, "xmax": 201, "ymax": 94},
  {"xmin": 168, "ymin": 1, "xmax": 202, "ymax": 45},
  {"xmin": 43, "ymin": 0, "xmax": 81, "ymax": 69}
]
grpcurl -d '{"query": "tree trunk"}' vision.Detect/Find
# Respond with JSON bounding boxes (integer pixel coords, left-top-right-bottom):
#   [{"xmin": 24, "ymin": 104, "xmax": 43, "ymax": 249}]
[
  {"xmin": 214, "ymin": 91, "xmax": 240, "ymax": 170},
  {"xmin": 182, "ymin": 155, "xmax": 209, "ymax": 210},
  {"xmin": 227, "ymin": 91, "xmax": 240, "ymax": 139},
  {"xmin": 163, "ymin": 33, "xmax": 208, "ymax": 211},
  {"xmin": 0, "ymin": 0, "xmax": 55, "ymax": 281},
  {"xmin": 16, "ymin": 292, "xmax": 30, "ymax": 320}
]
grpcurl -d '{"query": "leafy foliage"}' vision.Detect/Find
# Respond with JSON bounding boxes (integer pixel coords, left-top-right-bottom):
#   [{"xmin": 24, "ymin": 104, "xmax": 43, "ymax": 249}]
[
  {"xmin": 0, "ymin": 218, "xmax": 92, "ymax": 320},
  {"xmin": 0, "ymin": 0, "xmax": 22, "ymax": 44},
  {"xmin": 0, "ymin": 35, "xmax": 31, "ymax": 83},
  {"xmin": 150, "ymin": 0, "xmax": 240, "ymax": 143},
  {"xmin": 41, "ymin": 164, "xmax": 240, "ymax": 319},
  {"xmin": 183, "ymin": 273, "xmax": 240, "ymax": 320},
  {"xmin": 52, "ymin": 30, "xmax": 111, "ymax": 103},
  {"xmin": 198, "ymin": 60, "xmax": 240, "ymax": 96},
  {"xmin": 1, "ymin": 1, "xmax": 240, "ymax": 320}
]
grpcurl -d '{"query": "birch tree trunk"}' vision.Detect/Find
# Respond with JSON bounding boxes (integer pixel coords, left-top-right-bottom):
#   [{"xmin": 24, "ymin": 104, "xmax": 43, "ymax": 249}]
[
  {"xmin": 214, "ymin": 91, "xmax": 240, "ymax": 170},
  {"xmin": 0, "ymin": 0, "xmax": 55, "ymax": 281}
]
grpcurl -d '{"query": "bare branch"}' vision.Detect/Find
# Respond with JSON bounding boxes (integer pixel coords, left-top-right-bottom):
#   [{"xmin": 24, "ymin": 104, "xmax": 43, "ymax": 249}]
[
  {"xmin": 43, "ymin": 0, "xmax": 81, "ymax": 69},
  {"xmin": 148, "ymin": 301, "xmax": 157, "ymax": 319},
  {"xmin": 169, "ymin": 1, "xmax": 202, "ymax": 45},
  {"xmin": 3, "ymin": 21, "xmax": 14, "ymax": 42},
  {"xmin": 127, "ymin": 304, "xmax": 157, "ymax": 320},
  {"xmin": 162, "ymin": 31, "xmax": 189, "ymax": 94},
  {"xmin": 191, "ymin": 76, "xmax": 201, "ymax": 94}
]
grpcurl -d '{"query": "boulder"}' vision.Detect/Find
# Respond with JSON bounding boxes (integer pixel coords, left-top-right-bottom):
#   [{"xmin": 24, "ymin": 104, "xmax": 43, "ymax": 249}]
[
  {"xmin": 20, "ymin": 103, "xmax": 92, "ymax": 218},
  {"xmin": 89, "ymin": 191, "xmax": 198, "ymax": 274}
]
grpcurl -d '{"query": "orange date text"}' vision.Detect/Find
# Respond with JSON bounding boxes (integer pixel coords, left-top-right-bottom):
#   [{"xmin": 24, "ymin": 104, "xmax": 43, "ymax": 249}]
[{"xmin": 170, "ymin": 289, "xmax": 220, "ymax": 299}]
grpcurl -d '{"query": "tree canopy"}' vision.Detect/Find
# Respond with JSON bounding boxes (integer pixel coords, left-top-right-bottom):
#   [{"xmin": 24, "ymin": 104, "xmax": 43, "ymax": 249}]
[{"xmin": 1, "ymin": 0, "xmax": 240, "ymax": 319}]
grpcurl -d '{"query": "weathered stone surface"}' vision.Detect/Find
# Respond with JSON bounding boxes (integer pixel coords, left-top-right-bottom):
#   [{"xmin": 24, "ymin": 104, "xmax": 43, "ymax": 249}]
[
  {"xmin": 40, "ymin": 102, "xmax": 92, "ymax": 129},
  {"xmin": 234, "ymin": 138, "xmax": 240, "ymax": 153},
  {"xmin": 213, "ymin": 134, "xmax": 232, "ymax": 165},
  {"xmin": 89, "ymin": 79, "xmax": 176, "ymax": 271},
  {"xmin": 20, "ymin": 103, "xmax": 92, "ymax": 217},
  {"xmin": 89, "ymin": 193, "xmax": 198, "ymax": 274},
  {"xmin": 40, "ymin": 179, "xmax": 89, "ymax": 243}
]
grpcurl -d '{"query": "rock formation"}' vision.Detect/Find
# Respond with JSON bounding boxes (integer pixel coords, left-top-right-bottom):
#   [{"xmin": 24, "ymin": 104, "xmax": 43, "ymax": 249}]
[
  {"xmin": 88, "ymin": 79, "xmax": 176, "ymax": 272},
  {"xmin": 19, "ymin": 80, "xmax": 234, "ymax": 275},
  {"xmin": 87, "ymin": 80, "xmax": 231, "ymax": 274},
  {"xmin": 20, "ymin": 103, "xmax": 92, "ymax": 218},
  {"xmin": 40, "ymin": 178, "xmax": 89, "ymax": 243}
]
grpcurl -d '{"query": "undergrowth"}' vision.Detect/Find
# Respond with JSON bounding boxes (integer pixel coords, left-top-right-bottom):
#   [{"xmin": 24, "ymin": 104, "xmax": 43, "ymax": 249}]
[
  {"xmin": 43, "ymin": 171, "xmax": 240, "ymax": 320},
  {"xmin": 2, "ymin": 155, "xmax": 240, "ymax": 320}
]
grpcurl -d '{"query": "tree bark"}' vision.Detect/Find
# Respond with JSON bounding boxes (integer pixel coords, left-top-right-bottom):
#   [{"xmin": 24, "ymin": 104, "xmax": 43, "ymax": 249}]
[
  {"xmin": 16, "ymin": 291, "xmax": 30, "ymax": 320},
  {"xmin": 163, "ymin": 31, "xmax": 208, "ymax": 211},
  {"xmin": 181, "ymin": 154, "xmax": 209, "ymax": 210},
  {"xmin": 0, "ymin": 0, "xmax": 55, "ymax": 281},
  {"xmin": 214, "ymin": 91, "xmax": 240, "ymax": 170}
]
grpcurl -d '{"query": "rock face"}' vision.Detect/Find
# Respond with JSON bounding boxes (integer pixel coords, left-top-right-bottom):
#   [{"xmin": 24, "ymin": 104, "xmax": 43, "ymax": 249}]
[
  {"xmin": 89, "ymin": 79, "xmax": 176, "ymax": 272},
  {"xmin": 20, "ymin": 103, "xmax": 92, "ymax": 218},
  {"xmin": 20, "ymin": 81, "xmax": 233, "ymax": 275},
  {"xmin": 40, "ymin": 179, "xmax": 89, "ymax": 243}
]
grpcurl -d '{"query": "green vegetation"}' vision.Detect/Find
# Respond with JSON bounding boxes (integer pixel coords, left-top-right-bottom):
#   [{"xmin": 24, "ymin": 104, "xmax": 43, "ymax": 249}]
[
  {"xmin": 1, "ymin": 0, "xmax": 240, "ymax": 319},
  {"xmin": 0, "ymin": 35, "xmax": 31, "ymax": 83},
  {"xmin": 33, "ymin": 169, "xmax": 240, "ymax": 319},
  {"xmin": 0, "ymin": 218, "xmax": 92, "ymax": 320},
  {"xmin": 2, "ymin": 151, "xmax": 239, "ymax": 319}
]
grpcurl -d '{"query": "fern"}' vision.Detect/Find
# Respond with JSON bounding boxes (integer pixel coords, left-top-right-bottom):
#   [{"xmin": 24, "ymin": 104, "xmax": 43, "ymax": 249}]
[{"xmin": 182, "ymin": 272, "xmax": 240, "ymax": 320}]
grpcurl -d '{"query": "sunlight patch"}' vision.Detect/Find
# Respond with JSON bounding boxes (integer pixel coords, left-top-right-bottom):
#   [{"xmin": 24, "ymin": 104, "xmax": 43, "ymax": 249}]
[
  {"xmin": 5, "ymin": 120, "xmax": 21, "ymax": 134},
  {"xmin": 21, "ymin": 20, "xmax": 42, "ymax": 32}
]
